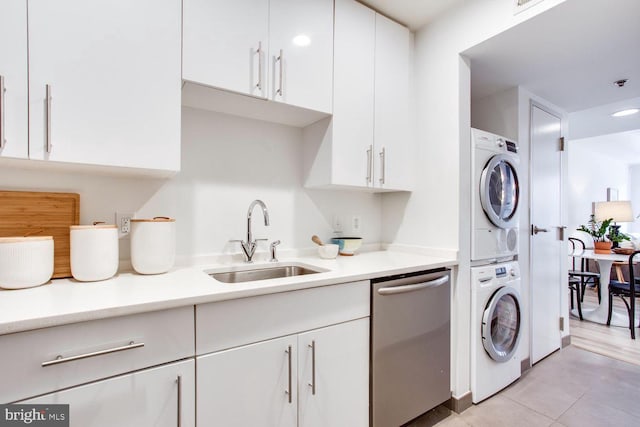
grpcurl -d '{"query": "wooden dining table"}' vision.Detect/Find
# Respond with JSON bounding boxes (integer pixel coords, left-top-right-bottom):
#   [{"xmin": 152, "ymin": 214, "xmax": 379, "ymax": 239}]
[{"xmin": 570, "ymin": 249, "xmax": 638, "ymax": 326}]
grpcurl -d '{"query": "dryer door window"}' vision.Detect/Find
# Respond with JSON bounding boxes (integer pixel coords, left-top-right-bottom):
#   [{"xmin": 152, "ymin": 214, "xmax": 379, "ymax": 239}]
[
  {"xmin": 480, "ymin": 154, "xmax": 519, "ymax": 228},
  {"xmin": 481, "ymin": 286, "xmax": 521, "ymax": 363}
]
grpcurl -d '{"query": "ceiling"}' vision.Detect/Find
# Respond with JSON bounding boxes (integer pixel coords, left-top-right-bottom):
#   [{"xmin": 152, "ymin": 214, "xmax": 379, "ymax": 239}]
[
  {"xmin": 463, "ymin": 0, "xmax": 640, "ymax": 113},
  {"xmin": 359, "ymin": 0, "xmax": 464, "ymax": 30}
]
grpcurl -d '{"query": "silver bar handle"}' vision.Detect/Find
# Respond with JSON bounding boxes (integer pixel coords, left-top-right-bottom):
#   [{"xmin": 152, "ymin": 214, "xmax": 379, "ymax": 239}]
[
  {"xmin": 41, "ymin": 341, "xmax": 144, "ymax": 367},
  {"xmin": 379, "ymin": 147, "xmax": 386, "ymax": 184},
  {"xmin": 276, "ymin": 49, "xmax": 284, "ymax": 97},
  {"xmin": 378, "ymin": 275, "xmax": 449, "ymax": 296},
  {"xmin": 366, "ymin": 145, "xmax": 372, "ymax": 183},
  {"xmin": 308, "ymin": 340, "xmax": 316, "ymax": 395},
  {"xmin": 176, "ymin": 375, "xmax": 182, "ymax": 427},
  {"xmin": 46, "ymin": 84, "xmax": 52, "ymax": 153},
  {"xmin": 285, "ymin": 345, "xmax": 292, "ymax": 403},
  {"xmin": 531, "ymin": 225, "xmax": 549, "ymax": 235},
  {"xmin": 0, "ymin": 75, "xmax": 5, "ymax": 149},
  {"xmin": 255, "ymin": 41, "xmax": 263, "ymax": 91}
]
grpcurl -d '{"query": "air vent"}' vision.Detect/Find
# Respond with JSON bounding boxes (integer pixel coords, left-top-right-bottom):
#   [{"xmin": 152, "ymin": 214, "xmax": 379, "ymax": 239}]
[{"xmin": 513, "ymin": 0, "xmax": 544, "ymax": 14}]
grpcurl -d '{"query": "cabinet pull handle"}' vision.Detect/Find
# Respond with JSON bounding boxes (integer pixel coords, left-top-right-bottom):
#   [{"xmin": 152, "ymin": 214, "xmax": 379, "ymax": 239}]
[
  {"xmin": 379, "ymin": 147, "xmax": 386, "ymax": 185},
  {"xmin": 0, "ymin": 75, "xmax": 5, "ymax": 149},
  {"xmin": 366, "ymin": 145, "xmax": 372, "ymax": 183},
  {"xmin": 41, "ymin": 341, "xmax": 144, "ymax": 367},
  {"xmin": 176, "ymin": 375, "xmax": 182, "ymax": 427},
  {"xmin": 285, "ymin": 345, "xmax": 292, "ymax": 403},
  {"xmin": 255, "ymin": 41, "xmax": 263, "ymax": 92},
  {"xmin": 46, "ymin": 84, "xmax": 52, "ymax": 153},
  {"xmin": 276, "ymin": 49, "xmax": 284, "ymax": 97},
  {"xmin": 308, "ymin": 340, "xmax": 316, "ymax": 395}
]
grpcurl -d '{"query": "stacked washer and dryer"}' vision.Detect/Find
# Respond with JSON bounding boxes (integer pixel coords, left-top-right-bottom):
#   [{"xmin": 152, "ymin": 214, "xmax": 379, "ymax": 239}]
[{"xmin": 470, "ymin": 128, "xmax": 523, "ymax": 403}]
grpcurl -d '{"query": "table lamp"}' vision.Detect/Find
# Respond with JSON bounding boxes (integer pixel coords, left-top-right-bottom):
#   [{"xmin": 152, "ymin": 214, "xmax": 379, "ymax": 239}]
[{"xmin": 594, "ymin": 200, "xmax": 634, "ymax": 248}]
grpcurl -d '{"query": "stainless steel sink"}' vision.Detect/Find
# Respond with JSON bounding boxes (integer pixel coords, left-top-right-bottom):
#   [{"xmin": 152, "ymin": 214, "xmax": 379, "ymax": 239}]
[{"xmin": 207, "ymin": 263, "xmax": 324, "ymax": 284}]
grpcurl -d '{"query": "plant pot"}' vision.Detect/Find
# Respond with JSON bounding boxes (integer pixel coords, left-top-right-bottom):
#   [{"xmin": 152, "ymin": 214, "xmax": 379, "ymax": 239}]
[{"xmin": 594, "ymin": 241, "xmax": 612, "ymax": 254}]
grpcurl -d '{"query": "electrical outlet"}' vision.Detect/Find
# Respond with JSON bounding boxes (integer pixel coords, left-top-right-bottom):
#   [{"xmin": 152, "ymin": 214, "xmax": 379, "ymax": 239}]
[
  {"xmin": 115, "ymin": 212, "xmax": 134, "ymax": 236},
  {"xmin": 332, "ymin": 215, "xmax": 343, "ymax": 233},
  {"xmin": 352, "ymin": 216, "xmax": 361, "ymax": 233}
]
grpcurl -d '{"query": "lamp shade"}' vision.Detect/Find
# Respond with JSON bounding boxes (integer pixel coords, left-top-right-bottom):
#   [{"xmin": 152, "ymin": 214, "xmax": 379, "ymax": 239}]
[{"xmin": 593, "ymin": 200, "xmax": 634, "ymax": 222}]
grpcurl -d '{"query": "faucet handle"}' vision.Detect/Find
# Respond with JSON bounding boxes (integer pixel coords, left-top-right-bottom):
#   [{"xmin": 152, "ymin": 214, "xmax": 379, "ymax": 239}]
[
  {"xmin": 229, "ymin": 239, "xmax": 244, "ymax": 244},
  {"xmin": 254, "ymin": 238, "xmax": 268, "ymax": 243},
  {"xmin": 269, "ymin": 240, "xmax": 281, "ymax": 262}
]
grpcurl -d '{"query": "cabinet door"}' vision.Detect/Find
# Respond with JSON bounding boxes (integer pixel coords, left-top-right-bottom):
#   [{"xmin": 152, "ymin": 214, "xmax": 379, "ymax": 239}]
[
  {"xmin": 269, "ymin": 0, "xmax": 333, "ymax": 113},
  {"xmin": 332, "ymin": 0, "xmax": 375, "ymax": 187},
  {"xmin": 298, "ymin": 318, "xmax": 370, "ymax": 427},
  {"xmin": 374, "ymin": 14, "xmax": 412, "ymax": 191},
  {"xmin": 22, "ymin": 360, "xmax": 195, "ymax": 427},
  {"xmin": 0, "ymin": 0, "xmax": 28, "ymax": 159},
  {"xmin": 28, "ymin": 0, "xmax": 181, "ymax": 171},
  {"xmin": 197, "ymin": 336, "xmax": 298, "ymax": 427},
  {"xmin": 183, "ymin": 0, "xmax": 268, "ymax": 99}
]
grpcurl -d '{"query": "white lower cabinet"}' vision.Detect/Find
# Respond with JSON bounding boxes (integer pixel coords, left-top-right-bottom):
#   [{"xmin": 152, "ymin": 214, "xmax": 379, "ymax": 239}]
[
  {"xmin": 197, "ymin": 318, "xmax": 369, "ymax": 427},
  {"xmin": 21, "ymin": 359, "xmax": 195, "ymax": 427}
]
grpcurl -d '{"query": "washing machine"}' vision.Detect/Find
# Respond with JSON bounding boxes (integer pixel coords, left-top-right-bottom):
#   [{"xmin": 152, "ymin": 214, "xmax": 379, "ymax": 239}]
[
  {"xmin": 471, "ymin": 128, "xmax": 520, "ymax": 262},
  {"xmin": 470, "ymin": 261, "xmax": 522, "ymax": 403}
]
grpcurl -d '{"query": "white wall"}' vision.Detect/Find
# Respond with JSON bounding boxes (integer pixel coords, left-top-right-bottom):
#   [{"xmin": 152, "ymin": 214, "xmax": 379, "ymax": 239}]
[
  {"xmin": 630, "ymin": 165, "xmax": 640, "ymax": 234},
  {"xmin": 471, "ymin": 87, "xmax": 519, "ymax": 140},
  {"xmin": 381, "ymin": 0, "xmax": 567, "ymax": 400},
  {"xmin": 0, "ymin": 108, "xmax": 382, "ymax": 262},
  {"xmin": 568, "ymin": 135, "xmax": 631, "ymax": 233}
]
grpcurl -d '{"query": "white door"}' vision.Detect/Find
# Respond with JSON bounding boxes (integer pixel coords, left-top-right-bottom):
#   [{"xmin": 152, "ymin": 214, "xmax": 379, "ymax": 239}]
[
  {"xmin": 530, "ymin": 104, "xmax": 563, "ymax": 364},
  {"xmin": 28, "ymin": 0, "xmax": 181, "ymax": 171},
  {"xmin": 22, "ymin": 360, "xmax": 195, "ymax": 427},
  {"xmin": 0, "ymin": 0, "xmax": 28, "ymax": 159},
  {"xmin": 374, "ymin": 13, "xmax": 411, "ymax": 191},
  {"xmin": 298, "ymin": 319, "xmax": 369, "ymax": 427},
  {"xmin": 332, "ymin": 0, "xmax": 375, "ymax": 187},
  {"xmin": 269, "ymin": 0, "xmax": 333, "ymax": 113},
  {"xmin": 197, "ymin": 336, "xmax": 298, "ymax": 427},
  {"xmin": 183, "ymin": 0, "xmax": 268, "ymax": 98}
]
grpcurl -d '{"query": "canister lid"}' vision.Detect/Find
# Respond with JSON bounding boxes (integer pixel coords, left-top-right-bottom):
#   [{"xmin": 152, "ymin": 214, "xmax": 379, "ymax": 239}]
[
  {"xmin": 0, "ymin": 236, "xmax": 53, "ymax": 243},
  {"xmin": 131, "ymin": 217, "xmax": 175, "ymax": 222},
  {"xmin": 70, "ymin": 224, "xmax": 117, "ymax": 230}
]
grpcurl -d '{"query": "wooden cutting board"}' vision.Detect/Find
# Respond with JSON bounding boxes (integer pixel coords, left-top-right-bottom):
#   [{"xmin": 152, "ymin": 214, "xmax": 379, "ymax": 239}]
[{"xmin": 0, "ymin": 191, "xmax": 80, "ymax": 278}]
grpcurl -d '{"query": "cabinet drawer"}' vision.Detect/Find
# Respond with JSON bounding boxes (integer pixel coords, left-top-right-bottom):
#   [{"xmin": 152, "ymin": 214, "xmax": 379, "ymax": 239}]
[
  {"xmin": 0, "ymin": 306, "xmax": 194, "ymax": 403},
  {"xmin": 196, "ymin": 281, "xmax": 369, "ymax": 354}
]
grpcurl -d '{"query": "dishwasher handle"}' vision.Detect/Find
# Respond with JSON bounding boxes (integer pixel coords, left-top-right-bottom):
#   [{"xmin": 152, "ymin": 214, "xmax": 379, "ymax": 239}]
[{"xmin": 377, "ymin": 275, "xmax": 449, "ymax": 296}]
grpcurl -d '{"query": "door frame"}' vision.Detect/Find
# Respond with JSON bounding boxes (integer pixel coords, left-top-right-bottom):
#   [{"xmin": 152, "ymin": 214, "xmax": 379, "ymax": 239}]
[{"xmin": 528, "ymin": 99, "xmax": 566, "ymax": 364}]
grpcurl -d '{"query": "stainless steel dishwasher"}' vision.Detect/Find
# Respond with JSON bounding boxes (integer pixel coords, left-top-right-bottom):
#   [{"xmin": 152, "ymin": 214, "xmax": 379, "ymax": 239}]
[{"xmin": 371, "ymin": 269, "xmax": 451, "ymax": 427}]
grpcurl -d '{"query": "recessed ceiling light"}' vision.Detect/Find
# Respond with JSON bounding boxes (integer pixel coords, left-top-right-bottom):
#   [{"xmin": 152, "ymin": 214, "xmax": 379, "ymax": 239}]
[
  {"xmin": 292, "ymin": 34, "xmax": 311, "ymax": 47},
  {"xmin": 611, "ymin": 108, "xmax": 640, "ymax": 117}
]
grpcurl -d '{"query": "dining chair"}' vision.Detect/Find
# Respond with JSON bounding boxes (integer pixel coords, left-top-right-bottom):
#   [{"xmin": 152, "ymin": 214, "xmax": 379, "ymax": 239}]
[
  {"xmin": 607, "ymin": 250, "xmax": 640, "ymax": 339},
  {"xmin": 568, "ymin": 237, "xmax": 601, "ymax": 305}
]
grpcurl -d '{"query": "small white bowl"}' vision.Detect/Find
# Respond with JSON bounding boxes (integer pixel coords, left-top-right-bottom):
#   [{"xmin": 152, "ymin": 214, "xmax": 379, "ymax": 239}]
[
  {"xmin": 318, "ymin": 244, "xmax": 339, "ymax": 259},
  {"xmin": 0, "ymin": 236, "xmax": 54, "ymax": 289}
]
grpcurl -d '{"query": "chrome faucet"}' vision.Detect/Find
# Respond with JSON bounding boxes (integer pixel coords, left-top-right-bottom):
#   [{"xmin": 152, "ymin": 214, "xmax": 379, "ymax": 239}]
[{"xmin": 230, "ymin": 199, "xmax": 270, "ymax": 262}]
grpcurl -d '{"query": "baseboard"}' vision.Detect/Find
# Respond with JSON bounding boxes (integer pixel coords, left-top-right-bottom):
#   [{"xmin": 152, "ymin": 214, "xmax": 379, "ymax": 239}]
[
  {"xmin": 562, "ymin": 335, "xmax": 571, "ymax": 348},
  {"xmin": 446, "ymin": 392, "xmax": 473, "ymax": 414},
  {"xmin": 521, "ymin": 357, "xmax": 531, "ymax": 373}
]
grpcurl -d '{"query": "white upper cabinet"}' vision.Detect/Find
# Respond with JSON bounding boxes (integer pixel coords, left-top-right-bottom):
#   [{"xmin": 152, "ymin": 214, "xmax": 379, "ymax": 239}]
[
  {"xmin": 183, "ymin": 0, "xmax": 333, "ymax": 114},
  {"xmin": 269, "ymin": 0, "xmax": 333, "ymax": 113},
  {"xmin": 331, "ymin": 0, "xmax": 376, "ymax": 187},
  {"xmin": 28, "ymin": 0, "xmax": 182, "ymax": 172},
  {"xmin": 374, "ymin": 13, "xmax": 412, "ymax": 191},
  {"xmin": 183, "ymin": 0, "xmax": 268, "ymax": 99},
  {"xmin": 0, "ymin": 0, "xmax": 28, "ymax": 159},
  {"xmin": 304, "ymin": 0, "xmax": 413, "ymax": 192}
]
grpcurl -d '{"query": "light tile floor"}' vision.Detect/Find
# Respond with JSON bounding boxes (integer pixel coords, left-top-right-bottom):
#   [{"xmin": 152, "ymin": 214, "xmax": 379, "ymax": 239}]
[{"xmin": 407, "ymin": 345, "xmax": 640, "ymax": 427}]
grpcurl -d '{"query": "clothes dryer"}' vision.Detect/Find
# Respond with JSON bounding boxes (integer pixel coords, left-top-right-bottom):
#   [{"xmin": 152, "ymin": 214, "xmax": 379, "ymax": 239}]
[
  {"xmin": 470, "ymin": 261, "xmax": 522, "ymax": 403},
  {"xmin": 471, "ymin": 128, "xmax": 520, "ymax": 262}
]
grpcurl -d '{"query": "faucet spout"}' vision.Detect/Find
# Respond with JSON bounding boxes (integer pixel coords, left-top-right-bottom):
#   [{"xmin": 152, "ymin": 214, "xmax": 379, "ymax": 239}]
[{"xmin": 239, "ymin": 200, "xmax": 270, "ymax": 262}]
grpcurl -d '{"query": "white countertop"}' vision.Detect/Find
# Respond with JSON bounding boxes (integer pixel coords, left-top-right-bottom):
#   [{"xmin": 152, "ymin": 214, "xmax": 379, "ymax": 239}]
[{"xmin": 0, "ymin": 250, "xmax": 457, "ymax": 335}]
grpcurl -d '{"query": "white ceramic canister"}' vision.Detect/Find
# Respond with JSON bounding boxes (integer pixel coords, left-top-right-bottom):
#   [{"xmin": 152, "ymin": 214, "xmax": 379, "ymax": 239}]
[
  {"xmin": 70, "ymin": 223, "xmax": 119, "ymax": 282},
  {"xmin": 130, "ymin": 217, "xmax": 176, "ymax": 275},
  {"xmin": 0, "ymin": 236, "xmax": 54, "ymax": 289}
]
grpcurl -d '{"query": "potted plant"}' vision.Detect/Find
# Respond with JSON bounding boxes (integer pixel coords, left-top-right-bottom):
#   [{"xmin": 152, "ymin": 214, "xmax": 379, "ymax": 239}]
[
  {"xmin": 607, "ymin": 225, "xmax": 631, "ymax": 249},
  {"xmin": 577, "ymin": 215, "xmax": 613, "ymax": 253}
]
